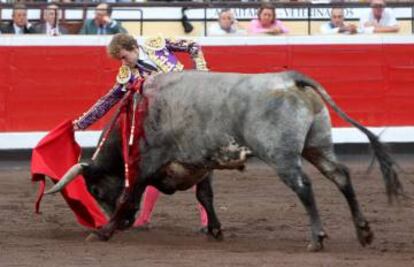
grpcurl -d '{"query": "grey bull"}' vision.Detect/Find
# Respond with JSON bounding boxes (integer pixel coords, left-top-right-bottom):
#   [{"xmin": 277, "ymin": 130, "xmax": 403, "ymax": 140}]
[{"xmin": 46, "ymin": 70, "xmax": 403, "ymax": 251}]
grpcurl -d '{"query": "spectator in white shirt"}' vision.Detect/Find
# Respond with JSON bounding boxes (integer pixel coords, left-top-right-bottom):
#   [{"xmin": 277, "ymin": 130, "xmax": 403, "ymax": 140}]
[
  {"xmin": 34, "ymin": 4, "xmax": 69, "ymax": 36},
  {"xmin": 0, "ymin": 3, "xmax": 36, "ymax": 35},
  {"xmin": 360, "ymin": 0, "xmax": 400, "ymax": 33},
  {"xmin": 320, "ymin": 8, "xmax": 357, "ymax": 34},
  {"xmin": 208, "ymin": 9, "xmax": 245, "ymax": 36}
]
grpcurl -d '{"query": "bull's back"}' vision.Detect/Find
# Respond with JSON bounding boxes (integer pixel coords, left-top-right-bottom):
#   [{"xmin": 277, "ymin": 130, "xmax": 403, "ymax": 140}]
[{"xmin": 143, "ymin": 71, "xmax": 323, "ymax": 150}]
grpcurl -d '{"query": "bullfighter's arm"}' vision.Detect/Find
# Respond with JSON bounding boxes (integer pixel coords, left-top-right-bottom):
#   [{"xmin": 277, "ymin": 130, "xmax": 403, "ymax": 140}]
[
  {"xmin": 73, "ymin": 84, "xmax": 125, "ymax": 130},
  {"xmin": 165, "ymin": 38, "xmax": 209, "ymax": 71}
]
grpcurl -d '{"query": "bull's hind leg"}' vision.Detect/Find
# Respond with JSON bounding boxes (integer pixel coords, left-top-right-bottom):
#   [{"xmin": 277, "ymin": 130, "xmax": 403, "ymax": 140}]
[
  {"xmin": 303, "ymin": 146, "xmax": 374, "ymax": 247},
  {"xmin": 196, "ymin": 172, "xmax": 223, "ymax": 240},
  {"xmin": 273, "ymin": 152, "xmax": 327, "ymax": 252}
]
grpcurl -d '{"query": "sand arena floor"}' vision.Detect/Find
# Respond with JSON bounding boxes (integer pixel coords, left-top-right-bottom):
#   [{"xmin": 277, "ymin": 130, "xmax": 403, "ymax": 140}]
[{"xmin": 0, "ymin": 154, "xmax": 413, "ymax": 267}]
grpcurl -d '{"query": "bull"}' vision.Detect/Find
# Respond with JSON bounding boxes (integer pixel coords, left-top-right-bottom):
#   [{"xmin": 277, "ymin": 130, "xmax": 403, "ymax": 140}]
[{"xmin": 45, "ymin": 70, "xmax": 403, "ymax": 251}]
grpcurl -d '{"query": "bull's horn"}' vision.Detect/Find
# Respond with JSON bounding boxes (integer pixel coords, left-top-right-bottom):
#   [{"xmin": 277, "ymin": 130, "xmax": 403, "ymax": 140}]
[{"xmin": 44, "ymin": 163, "xmax": 86, "ymax": 195}]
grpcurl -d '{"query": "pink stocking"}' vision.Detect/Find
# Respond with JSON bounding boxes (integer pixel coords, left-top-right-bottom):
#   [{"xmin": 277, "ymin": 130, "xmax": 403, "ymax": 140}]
[
  {"xmin": 134, "ymin": 185, "xmax": 209, "ymax": 228},
  {"xmin": 193, "ymin": 185, "xmax": 208, "ymax": 227},
  {"xmin": 198, "ymin": 202, "xmax": 208, "ymax": 227},
  {"xmin": 134, "ymin": 186, "xmax": 160, "ymax": 227}
]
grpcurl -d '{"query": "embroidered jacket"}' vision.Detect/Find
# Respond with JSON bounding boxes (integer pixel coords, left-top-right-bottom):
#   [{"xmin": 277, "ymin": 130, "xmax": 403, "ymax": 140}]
[{"xmin": 74, "ymin": 36, "xmax": 208, "ymax": 130}]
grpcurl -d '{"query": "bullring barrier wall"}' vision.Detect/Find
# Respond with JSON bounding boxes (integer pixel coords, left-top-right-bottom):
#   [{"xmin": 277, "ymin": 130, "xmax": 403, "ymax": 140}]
[{"xmin": 0, "ymin": 35, "xmax": 413, "ymax": 149}]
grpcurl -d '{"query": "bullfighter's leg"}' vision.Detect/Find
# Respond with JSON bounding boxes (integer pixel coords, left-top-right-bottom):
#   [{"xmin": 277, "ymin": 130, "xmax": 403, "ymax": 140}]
[
  {"xmin": 134, "ymin": 185, "xmax": 160, "ymax": 228},
  {"xmin": 197, "ymin": 199, "xmax": 208, "ymax": 229},
  {"xmin": 134, "ymin": 185, "xmax": 208, "ymax": 229},
  {"xmin": 196, "ymin": 171, "xmax": 223, "ymax": 240},
  {"xmin": 273, "ymin": 152, "xmax": 327, "ymax": 252},
  {"xmin": 303, "ymin": 146, "xmax": 374, "ymax": 247},
  {"xmin": 192, "ymin": 185, "xmax": 208, "ymax": 230}
]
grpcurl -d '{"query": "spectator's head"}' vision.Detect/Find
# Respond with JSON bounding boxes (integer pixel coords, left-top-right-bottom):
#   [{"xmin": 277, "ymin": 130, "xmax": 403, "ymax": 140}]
[
  {"xmin": 107, "ymin": 33, "xmax": 139, "ymax": 67},
  {"xmin": 257, "ymin": 3, "xmax": 276, "ymax": 28},
  {"xmin": 370, "ymin": 0, "xmax": 386, "ymax": 20},
  {"xmin": 218, "ymin": 9, "xmax": 235, "ymax": 32},
  {"xmin": 330, "ymin": 8, "xmax": 345, "ymax": 28},
  {"xmin": 44, "ymin": 4, "xmax": 59, "ymax": 26},
  {"xmin": 95, "ymin": 3, "xmax": 112, "ymax": 25},
  {"xmin": 12, "ymin": 4, "xmax": 28, "ymax": 28}
]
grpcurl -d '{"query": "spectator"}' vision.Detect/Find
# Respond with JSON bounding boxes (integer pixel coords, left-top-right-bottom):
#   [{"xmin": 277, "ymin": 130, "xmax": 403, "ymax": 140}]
[
  {"xmin": 320, "ymin": 8, "xmax": 357, "ymax": 34},
  {"xmin": 0, "ymin": 4, "xmax": 36, "ymax": 34},
  {"xmin": 34, "ymin": 4, "xmax": 69, "ymax": 36},
  {"xmin": 208, "ymin": 9, "xmax": 245, "ymax": 36},
  {"xmin": 360, "ymin": 0, "xmax": 400, "ymax": 33},
  {"xmin": 49, "ymin": 0, "xmax": 73, "ymax": 3},
  {"xmin": 79, "ymin": 3, "xmax": 126, "ymax": 35},
  {"xmin": 248, "ymin": 3, "xmax": 288, "ymax": 35}
]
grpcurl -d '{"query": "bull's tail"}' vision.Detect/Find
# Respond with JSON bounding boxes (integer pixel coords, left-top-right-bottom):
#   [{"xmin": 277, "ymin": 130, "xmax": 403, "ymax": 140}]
[{"xmin": 288, "ymin": 71, "xmax": 403, "ymax": 202}]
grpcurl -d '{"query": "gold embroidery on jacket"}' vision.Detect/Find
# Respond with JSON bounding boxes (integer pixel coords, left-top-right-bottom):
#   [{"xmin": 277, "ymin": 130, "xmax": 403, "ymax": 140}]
[
  {"xmin": 142, "ymin": 35, "xmax": 185, "ymax": 73},
  {"xmin": 145, "ymin": 49, "xmax": 184, "ymax": 73},
  {"xmin": 143, "ymin": 35, "xmax": 166, "ymax": 51},
  {"xmin": 116, "ymin": 65, "xmax": 132, "ymax": 85}
]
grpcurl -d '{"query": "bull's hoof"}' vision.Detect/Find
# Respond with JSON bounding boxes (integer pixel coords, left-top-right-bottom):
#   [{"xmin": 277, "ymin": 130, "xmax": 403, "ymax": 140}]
[
  {"xmin": 117, "ymin": 219, "xmax": 134, "ymax": 231},
  {"xmin": 307, "ymin": 242, "xmax": 323, "ymax": 252},
  {"xmin": 85, "ymin": 232, "xmax": 101, "ymax": 242},
  {"xmin": 89, "ymin": 225, "xmax": 116, "ymax": 242},
  {"xmin": 134, "ymin": 222, "xmax": 152, "ymax": 231},
  {"xmin": 307, "ymin": 231, "xmax": 327, "ymax": 252},
  {"xmin": 356, "ymin": 222, "xmax": 374, "ymax": 247},
  {"xmin": 208, "ymin": 228, "xmax": 224, "ymax": 241},
  {"xmin": 237, "ymin": 165, "xmax": 245, "ymax": 171},
  {"xmin": 198, "ymin": 226, "xmax": 208, "ymax": 234}
]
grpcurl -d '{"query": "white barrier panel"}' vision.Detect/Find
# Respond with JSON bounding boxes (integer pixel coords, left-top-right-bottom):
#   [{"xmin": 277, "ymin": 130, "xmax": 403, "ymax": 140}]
[{"xmin": 1, "ymin": 127, "xmax": 414, "ymax": 150}]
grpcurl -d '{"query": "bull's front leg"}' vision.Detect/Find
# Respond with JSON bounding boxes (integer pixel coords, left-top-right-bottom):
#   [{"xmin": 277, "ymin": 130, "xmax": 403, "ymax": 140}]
[
  {"xmin": 92, "ymin": 190, "xmax": 133, "ymax": 241},
  {"xmin": 116, "ymin": 184, "xmax": 147, "ymax": 230},
  {"xmin": 196, "ymin": 172, "xmax": 223, "ymax": 241},
  {"xmin": 91, "ymin": 185, "xmax": 146, "ymax": 241}
]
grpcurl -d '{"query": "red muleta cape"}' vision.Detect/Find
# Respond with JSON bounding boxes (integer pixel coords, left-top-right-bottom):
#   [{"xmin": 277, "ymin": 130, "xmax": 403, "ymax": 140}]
[
  {"xmin": 31, "ymin": 120, "xmax": 108, "ymax": 229},
  {"xmin": 31, "ymin": 78, "xmax": 145, "ymax": 229}
]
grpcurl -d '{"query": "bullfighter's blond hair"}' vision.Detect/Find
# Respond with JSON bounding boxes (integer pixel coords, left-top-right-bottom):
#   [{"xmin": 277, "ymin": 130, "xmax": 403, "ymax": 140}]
[{"xmin": 107, "ymin": 33, "xmax": 138, "ymax": 59}]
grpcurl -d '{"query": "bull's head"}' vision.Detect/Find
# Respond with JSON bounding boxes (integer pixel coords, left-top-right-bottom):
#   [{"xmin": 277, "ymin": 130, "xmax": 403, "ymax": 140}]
[{"xmin": 44, "ymin": 161, "xmax": 124, "ymax": 216}]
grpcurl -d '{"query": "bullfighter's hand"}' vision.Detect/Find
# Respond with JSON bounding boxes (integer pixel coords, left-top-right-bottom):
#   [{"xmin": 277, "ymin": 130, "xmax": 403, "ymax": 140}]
[{"xmin": 72, "ymin": 120, "xmax": 80, "ymax": 131}]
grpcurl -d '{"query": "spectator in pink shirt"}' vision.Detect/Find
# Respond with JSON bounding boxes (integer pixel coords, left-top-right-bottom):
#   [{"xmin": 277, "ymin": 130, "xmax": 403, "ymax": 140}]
[{"xmin": 248, "ymin": 3, "xmax": 288, "ymax": 35}]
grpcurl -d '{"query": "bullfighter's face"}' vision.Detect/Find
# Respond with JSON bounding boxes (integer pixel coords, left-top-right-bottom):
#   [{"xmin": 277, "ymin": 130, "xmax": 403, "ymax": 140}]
[{"xmin": 118, "ymin": 48, "xmax": 139, "ymax": 68}]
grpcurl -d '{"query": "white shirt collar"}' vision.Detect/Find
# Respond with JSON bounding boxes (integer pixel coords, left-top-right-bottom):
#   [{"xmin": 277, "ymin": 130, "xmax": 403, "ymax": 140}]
[
  {"xmin": 13, "ymin": 23, "xmax": 23, "ymax": 35},
  {"xmin": 138, "ymin": 46, "xmax": 157, "ymax": 68},
  {"xmin": 46, "ymin": 22, "xmax": 59, "ymax": 35}
]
